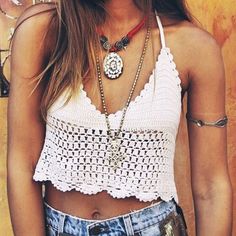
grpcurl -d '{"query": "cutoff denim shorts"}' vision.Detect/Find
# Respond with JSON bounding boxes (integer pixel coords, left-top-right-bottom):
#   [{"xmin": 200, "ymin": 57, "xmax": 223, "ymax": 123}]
[{"xmin": 44, "ymin": 199, "xmax": 179, "ymax": 236}]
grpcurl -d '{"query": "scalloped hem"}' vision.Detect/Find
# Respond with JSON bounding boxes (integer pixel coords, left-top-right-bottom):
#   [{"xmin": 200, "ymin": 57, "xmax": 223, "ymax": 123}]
[{"xmin": 33, "ymin": 174, "xmax": 178, "ymax": 203}]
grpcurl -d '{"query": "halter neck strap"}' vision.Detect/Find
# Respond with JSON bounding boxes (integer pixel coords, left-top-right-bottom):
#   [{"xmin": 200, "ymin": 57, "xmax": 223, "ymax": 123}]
[{"xmin": 155, "ymin": 13, "xmax": 166, "ymax": 48}]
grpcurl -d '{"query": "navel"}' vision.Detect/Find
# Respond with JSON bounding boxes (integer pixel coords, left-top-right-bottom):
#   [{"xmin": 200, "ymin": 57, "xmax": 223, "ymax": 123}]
[{"xmin": 91, "ymin": 210, "xmax": 101, "ymax": 220}]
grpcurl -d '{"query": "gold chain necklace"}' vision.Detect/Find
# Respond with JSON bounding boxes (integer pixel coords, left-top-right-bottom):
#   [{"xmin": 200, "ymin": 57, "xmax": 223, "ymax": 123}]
[{"xmin": 95, "ymin": 22, "xmax": 151, "ymax": 170}]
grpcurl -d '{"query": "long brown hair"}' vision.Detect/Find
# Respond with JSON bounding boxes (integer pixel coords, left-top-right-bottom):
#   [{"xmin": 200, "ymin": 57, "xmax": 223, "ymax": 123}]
[{"xmin": 33, "ymin": 0, "xmax": 191, "ymax": 120}]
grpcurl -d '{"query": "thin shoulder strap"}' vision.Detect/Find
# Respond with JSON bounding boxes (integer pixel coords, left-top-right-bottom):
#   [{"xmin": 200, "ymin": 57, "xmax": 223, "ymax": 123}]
[{"xmin": 155, "ymin": 13, "xmax": 166, "ymax": 48}]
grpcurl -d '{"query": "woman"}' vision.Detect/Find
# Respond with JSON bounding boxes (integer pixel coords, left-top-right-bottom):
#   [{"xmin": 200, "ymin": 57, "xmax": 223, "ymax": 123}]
[{"xmin": 7, "ymin": 0, "xmax": 232, "ymax": 235}]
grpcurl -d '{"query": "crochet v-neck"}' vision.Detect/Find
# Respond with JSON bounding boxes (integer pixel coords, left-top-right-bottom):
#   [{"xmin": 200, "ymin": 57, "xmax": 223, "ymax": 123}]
[{"xmin": 80, "ymin": 47, "xmax": 180, "ymax": 119}]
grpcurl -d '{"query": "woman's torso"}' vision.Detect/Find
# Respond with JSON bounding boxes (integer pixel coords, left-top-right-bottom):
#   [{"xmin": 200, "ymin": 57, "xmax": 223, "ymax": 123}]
[{"xmin": 37, "ymin": 13, "xmax": 190, "ymax": 220}]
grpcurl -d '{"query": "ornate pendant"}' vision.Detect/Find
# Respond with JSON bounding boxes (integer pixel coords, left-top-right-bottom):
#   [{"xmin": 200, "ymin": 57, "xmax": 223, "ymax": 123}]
[
  {"xmin": 109, "ymin": 139, "xmax": 126, "ymax": 170},
  {"xmin": 103, "ymin": 52, "xmax": 123, "ymax": 80}
]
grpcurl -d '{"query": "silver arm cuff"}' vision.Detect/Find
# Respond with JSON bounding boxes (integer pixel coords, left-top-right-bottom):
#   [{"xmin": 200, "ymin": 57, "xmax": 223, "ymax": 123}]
[{"xmin": 186, "ymin": 114, "xmax": 228, "ymax": 128}]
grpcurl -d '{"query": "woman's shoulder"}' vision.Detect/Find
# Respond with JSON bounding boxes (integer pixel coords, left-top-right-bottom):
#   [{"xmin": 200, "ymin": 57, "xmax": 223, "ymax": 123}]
[
  {"xmin": 179, "ymin": 20, "xmax": 219, "ymax": 52},
  {"xmin": 160, "ymin": 16, "xmax": 223, "ymax": 89},
  {"xmin": 12, "ymin": 3, "xmax": 58, "ymax": 58},
  {"xmin": 175, "ymin": 21, "xmax": 223, "ymax": 81},
  {"xmin": 14, "ymin": 2, "xmax": 57, "ymax": 32},
  {"xmin": 162, "ymin": 16, "xmax": 221, "ymax": 56}
]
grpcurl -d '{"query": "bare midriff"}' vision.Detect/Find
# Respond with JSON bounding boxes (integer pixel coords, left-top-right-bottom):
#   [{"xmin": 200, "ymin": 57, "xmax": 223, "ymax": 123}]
[{"xmin": 44, "ymin": 182, "xmax": 162, "ymax": 220}]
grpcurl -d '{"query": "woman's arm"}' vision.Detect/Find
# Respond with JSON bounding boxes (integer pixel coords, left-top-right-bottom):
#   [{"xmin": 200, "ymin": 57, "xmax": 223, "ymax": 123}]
[
  {"xmin": 186, "ymin": 27, "xmax": 233, "ymax": 236},
  {"xmin": 7, "ymin": 4, "xmax": 56, "ymax": 236}
]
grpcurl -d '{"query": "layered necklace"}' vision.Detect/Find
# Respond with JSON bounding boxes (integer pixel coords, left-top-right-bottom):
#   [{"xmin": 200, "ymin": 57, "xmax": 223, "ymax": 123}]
[
  {"xmin": 96, "ymin": 19, "xmax": 151, "ymax": 169},
  {"xmin": 99, "ymin": 16, "xmax": 147, "ymax": 80}
]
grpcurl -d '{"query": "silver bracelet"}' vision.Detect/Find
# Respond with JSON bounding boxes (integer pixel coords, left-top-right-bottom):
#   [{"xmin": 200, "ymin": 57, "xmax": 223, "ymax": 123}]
[{"xmin": 186, "ymin": 114, "xmax": 228, "ymax": 128}]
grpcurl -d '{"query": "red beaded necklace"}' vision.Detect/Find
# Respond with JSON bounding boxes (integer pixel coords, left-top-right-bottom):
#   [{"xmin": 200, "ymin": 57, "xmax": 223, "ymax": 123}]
[
  {"xmin": 98, "ymin": 15, "xmax": 148, "ymax": 80},
  {"xmin": 99, "ymin": 15, "xmax": 147, "ymax": 53}
]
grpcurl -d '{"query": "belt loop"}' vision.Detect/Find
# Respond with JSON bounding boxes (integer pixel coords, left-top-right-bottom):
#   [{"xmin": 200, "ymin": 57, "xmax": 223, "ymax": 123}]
[
  {"xmin": 123, "ymin": 215, "xmax": 134, "ymax": 236},
  {"xmin": 58, "ymin": 214, "xmax": 66, "ymax": 236}
]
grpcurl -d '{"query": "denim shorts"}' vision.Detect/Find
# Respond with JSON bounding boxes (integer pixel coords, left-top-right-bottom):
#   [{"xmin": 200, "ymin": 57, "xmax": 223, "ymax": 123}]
[{"xmin": 44, "ymin": 199, "xmax": 178, "ymax": 236}]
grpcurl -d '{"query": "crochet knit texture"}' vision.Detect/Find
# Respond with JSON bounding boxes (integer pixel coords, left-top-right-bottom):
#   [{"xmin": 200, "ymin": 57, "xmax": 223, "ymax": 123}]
[{"xmin": 33, "ymin": 16, "xmax": 182, "ymax": 202}]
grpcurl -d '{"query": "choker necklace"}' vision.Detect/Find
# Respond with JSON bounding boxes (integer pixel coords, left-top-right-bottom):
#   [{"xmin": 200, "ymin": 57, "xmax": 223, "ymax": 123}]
[
  {"xmin": 99, "ymin": 16, "xmax": 147, "ymax": 80},
  {"xmin": 95, "ymin": 22, "xmax": 151, "ymax": 170}
]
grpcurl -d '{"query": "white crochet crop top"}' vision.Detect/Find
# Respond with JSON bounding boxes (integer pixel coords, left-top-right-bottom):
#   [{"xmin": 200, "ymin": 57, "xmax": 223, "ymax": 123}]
[{"xmin": 33, "ymin": 15, "xmax": 182, "ymax": 202}]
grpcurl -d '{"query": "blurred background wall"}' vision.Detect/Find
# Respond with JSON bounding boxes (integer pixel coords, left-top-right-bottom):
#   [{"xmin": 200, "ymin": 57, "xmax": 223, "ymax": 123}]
[{"xmin": 0, "ymin": 0, "xmax": 235, "ymax": 235}]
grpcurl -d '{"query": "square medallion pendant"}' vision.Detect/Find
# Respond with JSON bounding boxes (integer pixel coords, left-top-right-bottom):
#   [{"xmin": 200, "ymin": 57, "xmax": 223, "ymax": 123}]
[{"xmin": 109, "ymin": 139, "xmax": 126, "ymax": 170}]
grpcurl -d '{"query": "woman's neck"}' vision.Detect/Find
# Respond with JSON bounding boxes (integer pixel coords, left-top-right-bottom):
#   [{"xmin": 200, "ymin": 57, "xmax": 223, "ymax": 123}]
[{"xmin": 104, "ymin": 0, "xmax": 144, "ymax": 28}]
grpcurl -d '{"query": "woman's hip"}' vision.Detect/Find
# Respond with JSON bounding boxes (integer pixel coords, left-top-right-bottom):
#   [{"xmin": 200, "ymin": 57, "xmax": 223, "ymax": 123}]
[{"xmin": 44, "ymin": 198, "xmax": 187, "ymax": 236}]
